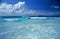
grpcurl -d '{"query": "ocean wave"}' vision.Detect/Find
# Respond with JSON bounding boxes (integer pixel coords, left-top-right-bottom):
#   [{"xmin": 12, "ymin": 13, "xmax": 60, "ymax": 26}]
[
  {"xmin": 3, "ymin": 18, "xmax": 20, "ymax": 21},
  {"xmin": 30, "ymin": 17, "xmax": 47, "ymax": 19}
]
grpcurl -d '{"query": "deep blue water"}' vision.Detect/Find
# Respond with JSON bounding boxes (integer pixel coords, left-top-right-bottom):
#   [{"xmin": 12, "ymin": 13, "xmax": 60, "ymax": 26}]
[{"xmin": 0, "ymin": 17, "xmax": 60, "ymax": 39}]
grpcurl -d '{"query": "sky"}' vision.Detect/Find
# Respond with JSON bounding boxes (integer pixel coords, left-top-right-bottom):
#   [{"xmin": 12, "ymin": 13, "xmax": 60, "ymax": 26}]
[
  {"xmin": 0, "ymin": 0, "xmax": 60, "ymax": 16},
  {"xmin": 0, "ymin": 0, "xmax": 60, "ymax": 10}
]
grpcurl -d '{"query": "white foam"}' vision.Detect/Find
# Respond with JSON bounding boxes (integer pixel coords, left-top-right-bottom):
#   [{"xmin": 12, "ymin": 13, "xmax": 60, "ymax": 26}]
[
  {"xmin": 4, "ymin": 18, "xmax": 19, "ymax": 21},
  {"xmin": 30, "ymin": 17, "xmax": 47, "ymax": 19}
]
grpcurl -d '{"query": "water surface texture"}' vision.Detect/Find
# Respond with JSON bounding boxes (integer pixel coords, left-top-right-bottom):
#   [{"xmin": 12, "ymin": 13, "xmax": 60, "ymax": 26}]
[{"xmin": 0, "ymin": 17, "xmax": 60, "ymax": 39}]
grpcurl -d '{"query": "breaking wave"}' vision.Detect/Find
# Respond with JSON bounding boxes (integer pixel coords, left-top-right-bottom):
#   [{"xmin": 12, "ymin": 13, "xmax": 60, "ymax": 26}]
[
  {"xmin": 30, "ymin": 17, "xmax": 47, "ymax": 19},
  {"xmin": 3, "ymin": 18, "xmax": 20, "ymax": 21}
]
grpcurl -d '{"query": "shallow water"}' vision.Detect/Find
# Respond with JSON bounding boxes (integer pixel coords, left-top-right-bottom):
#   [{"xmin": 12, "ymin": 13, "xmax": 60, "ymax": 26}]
[{"xmin": 0, "ymin": 17, "xmax": 60, "ymax": 39}]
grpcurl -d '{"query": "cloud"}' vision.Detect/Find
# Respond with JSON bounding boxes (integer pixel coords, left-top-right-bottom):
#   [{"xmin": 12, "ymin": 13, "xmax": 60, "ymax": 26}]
[
  {"xmin": 51, "ymin": 5, "xmax": 60, "ymax": 9},
  {"xmin": 0, "ymin": 2, "xmax": 60, "ymax": 16},
  {"xmin": 0, "ymin": 2, "xmax": 25, "ymax": 13}
]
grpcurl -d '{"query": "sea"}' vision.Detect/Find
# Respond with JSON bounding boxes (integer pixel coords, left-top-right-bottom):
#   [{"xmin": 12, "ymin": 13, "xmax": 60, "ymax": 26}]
[{"xmin": 0, "ymin": 17, "xmax": 60, "ymax": 39}]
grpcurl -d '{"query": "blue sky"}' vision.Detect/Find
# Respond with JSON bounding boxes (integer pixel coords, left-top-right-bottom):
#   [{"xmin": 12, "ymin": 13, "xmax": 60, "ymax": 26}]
[
  {"xmin": 0, "ymin": 0, "xmax": 60, "ymax": 16},
  {"xmin": 0, "ymin": 0, "xmax": 60, "ymax": 10}
]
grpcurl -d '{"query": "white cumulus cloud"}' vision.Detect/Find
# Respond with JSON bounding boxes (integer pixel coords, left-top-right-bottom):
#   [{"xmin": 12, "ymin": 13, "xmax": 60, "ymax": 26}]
[
  {"xmin": 0, "ymin": 2, "xmax": 25, "ymax": 13},
  {"xmin": 0, "ymin": 2, "xmax": 59, "ymax": 16}
]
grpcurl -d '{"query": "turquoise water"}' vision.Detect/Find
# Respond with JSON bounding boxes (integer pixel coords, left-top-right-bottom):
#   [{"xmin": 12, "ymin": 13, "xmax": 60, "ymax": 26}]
[{"xmin": 0, "ymin": 17, "xmax": 60, "ymax": 39}]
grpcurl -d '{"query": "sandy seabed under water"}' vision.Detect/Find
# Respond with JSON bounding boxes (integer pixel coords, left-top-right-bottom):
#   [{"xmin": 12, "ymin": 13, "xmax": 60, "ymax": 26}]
[{"xmin": 0, "ymin": 17, "xmax": 60, "ymax": 39}]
